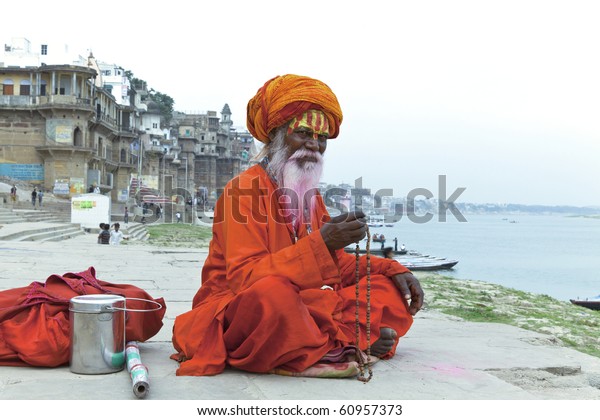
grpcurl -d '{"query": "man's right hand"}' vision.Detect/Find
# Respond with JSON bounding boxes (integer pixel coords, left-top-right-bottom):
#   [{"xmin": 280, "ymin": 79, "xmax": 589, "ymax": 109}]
[{"xmin": 320, "ymin": 211, "xmax": 368, "ymax": 251}]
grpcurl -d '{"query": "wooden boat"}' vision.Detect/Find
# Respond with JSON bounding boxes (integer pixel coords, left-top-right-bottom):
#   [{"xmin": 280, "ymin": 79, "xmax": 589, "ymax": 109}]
[
  {"xmin": 570, "ymin": 297, "xmax": 600, "ymax": 311},
  {"xmin": 401, "ymin": 259, "xmax": 459, "ymax": 271},
  {"xmin": 343, "ymin": 248, "xmax": 458, "ymax": 270},
  {"xmin": 345, "ymin": 247, "xmax": 408, "ymax": 256},
  {"xmin": 367, "ymin": 214, "xmax": 384, "ymax": 227}
]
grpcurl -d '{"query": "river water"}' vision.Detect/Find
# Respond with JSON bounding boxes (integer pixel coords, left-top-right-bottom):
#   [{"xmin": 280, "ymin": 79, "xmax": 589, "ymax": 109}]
[{"xmin": 369, "ymin": 213, "xmax": 600, "ymax": 302}]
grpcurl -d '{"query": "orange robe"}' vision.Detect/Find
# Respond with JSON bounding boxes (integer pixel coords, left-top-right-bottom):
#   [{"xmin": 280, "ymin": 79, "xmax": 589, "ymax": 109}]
[{"xmin": 171, "ymin": 164, "xmax": 413, "ymax": 376}]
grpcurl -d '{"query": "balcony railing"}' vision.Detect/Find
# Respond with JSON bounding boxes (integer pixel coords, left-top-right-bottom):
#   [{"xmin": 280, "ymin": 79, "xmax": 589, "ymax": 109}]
[{"xmin": 0, "ymin": 94, "xmax": 93, "ymax": 108}]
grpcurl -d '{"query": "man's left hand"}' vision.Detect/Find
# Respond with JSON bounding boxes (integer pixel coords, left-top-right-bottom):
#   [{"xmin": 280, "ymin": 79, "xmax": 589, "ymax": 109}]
[{"xmin": 391, "ymin": 272, "xmax": 424, "ymax": 315}]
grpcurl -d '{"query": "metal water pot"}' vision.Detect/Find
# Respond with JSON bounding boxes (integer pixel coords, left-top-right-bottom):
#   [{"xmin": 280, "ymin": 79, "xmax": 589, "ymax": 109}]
[{"xmin": 69, "ymin": 294, "xmax": 126, "ymax": 374}]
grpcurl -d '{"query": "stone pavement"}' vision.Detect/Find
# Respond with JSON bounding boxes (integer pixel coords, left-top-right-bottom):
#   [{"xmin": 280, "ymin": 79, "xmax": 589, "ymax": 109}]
[{"xmin": 1, "ymin": 224, "xmax": 600, "ymax": 404}]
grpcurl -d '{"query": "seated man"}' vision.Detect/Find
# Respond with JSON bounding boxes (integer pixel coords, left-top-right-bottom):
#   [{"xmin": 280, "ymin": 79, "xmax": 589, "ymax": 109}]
[{"xmin": 171, "ymin": 74, "xmax": 423, "ymax": 377}]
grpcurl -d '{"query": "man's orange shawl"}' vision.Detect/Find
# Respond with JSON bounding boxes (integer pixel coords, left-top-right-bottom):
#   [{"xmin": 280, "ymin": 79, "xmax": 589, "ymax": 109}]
[{"xmin": 171, "ymin": 165, "xmax": 413, "ymax": 376}]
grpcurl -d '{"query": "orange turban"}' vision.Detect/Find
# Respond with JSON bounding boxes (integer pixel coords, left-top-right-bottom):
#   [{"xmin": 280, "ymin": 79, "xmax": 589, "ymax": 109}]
[{"xmin": 246, "ymin": 74, "xmax": 343, "ymax": 143}]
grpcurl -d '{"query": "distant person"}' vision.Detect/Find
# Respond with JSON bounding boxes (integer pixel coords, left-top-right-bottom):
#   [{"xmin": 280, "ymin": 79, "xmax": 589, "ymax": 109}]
[
  {"xmin": 93, "ymin": 185, "xmax": 101, "ymax": 194},
  {"xmin": 124, "ymin": 207, "xmax": 129, "ymax": 225},
  {"xmin": 37, "ymin": 189, "xmax": 44, "ymax": 208},
  {"xmin": 110, "ymin": 223, "xmax": 124, "ymax": 245},
  {"xmin": 400, "ymin": 243, "xmax": 406, "ymax": 252},
  {"xmin": 98, "ymin": 223, "xmax": 110, "ymax": 245},
  {"xmin": 10, "ymin": 185, "xmax": 17, "ymax": 202},
  {"xmin": 97, "ymin": 223, "xmax": 104, "ymax": 244},
  {"xmin": 156, "ymin": 205, "xmax": 162, "ymax": 220},
  {"xmin": 31, "ymin": 188, "xmax": 37, "ymax": 208},
  {"xmin": 175, "ymin": 211, "xmax": 182, "ymax": 223},
  {"xmin": 393, "ymin": 237, "xmax": 398, "ymax": 252},
  {"xmin": 383, "ymin": 247, "xmax": 395, "ymax": 259}
]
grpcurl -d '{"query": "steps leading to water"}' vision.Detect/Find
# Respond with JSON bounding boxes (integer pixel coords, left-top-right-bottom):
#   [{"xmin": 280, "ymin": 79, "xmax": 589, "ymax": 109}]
[
  {"xmin": 123, "ymin": 223, "xmax": 149, "ymax": 241},
  {"xmin": 0, "ymin": 208, "xmax": 26, "ymax": 224},
  {"xmin": 0, "ymin": 222, "xmax": 86, "ymax": 242},
  {"xmin": 1, "ymin": 201, "xmax": 149, "ymax": 243}
]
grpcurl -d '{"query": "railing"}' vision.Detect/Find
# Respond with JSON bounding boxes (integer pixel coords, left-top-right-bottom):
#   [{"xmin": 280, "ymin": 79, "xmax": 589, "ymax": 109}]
[
  {"xmin": 0, "ymin": 95, "xmax": 35, "ymax": 107},
  {"xmin": 96, "ymin": 113, "xmax": 117, "ymax": 126},
  {"xmin": 0, "ymin": 94, "xmax": 93, "ymax": 108}
]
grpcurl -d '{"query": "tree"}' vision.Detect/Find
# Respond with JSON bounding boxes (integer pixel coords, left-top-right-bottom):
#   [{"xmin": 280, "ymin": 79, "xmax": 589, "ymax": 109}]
[
  {"xmin": 125, "ymin": 71, "xmax": 174, "ymax": 128},
  {"xmin": 148, "ymin": 89, "xmax": 174, "ymax": 128}
]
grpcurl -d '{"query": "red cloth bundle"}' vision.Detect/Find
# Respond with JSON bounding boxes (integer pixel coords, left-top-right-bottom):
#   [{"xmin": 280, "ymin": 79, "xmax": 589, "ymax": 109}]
[{"xmin": 0, "ymin": 266, "xmax": 166, "ymax": 367}]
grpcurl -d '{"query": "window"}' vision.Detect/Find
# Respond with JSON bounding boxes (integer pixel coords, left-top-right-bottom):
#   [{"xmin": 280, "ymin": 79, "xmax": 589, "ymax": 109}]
[
  {"xmin": 153, "ymin": 123, "xmax": 158, "ymax": 129},
  {"xmin": 2, "ymin": 79, "xmax": 14, "ymax": 95},
  {"xmin": 41, "ymin": 45, "xmax": 48, "ymax": 55},
  {"xmin": 19, "ymin": 80, "xmax": 31, "ymax": 95}
]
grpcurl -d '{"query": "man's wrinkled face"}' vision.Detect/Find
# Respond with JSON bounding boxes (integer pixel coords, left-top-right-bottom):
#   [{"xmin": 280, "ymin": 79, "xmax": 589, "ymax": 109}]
[{"xmin": 284, "ymin": 110, "xmax": 329, "ymax": 161}]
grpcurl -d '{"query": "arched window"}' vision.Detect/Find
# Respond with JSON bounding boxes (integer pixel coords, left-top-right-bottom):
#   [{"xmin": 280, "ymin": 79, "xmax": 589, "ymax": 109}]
[
  {"xmin": 120, "ymin": 149, "xmax": 127, "ymax": 163},
  {"xmin": 73, "ymin": 127, "xmax": 83, "ymax": 147},
  {"xmin": 2, "ymin": 79, "xmax": 14, "ymax": 95},
  {"xmin": 19, "ymin": 80, "xmax": 31, "ymax": 95}
]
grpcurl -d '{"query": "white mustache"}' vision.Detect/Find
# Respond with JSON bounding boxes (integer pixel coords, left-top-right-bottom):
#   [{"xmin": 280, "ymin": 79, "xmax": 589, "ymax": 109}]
[{"xmin": 289, "ymin": 149, "xmax": 323, "ymax": 163}]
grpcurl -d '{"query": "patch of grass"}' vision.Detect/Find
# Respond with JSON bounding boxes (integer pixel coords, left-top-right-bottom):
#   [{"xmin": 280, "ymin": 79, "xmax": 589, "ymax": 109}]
[
  {"xmin": 144, "ymin": 223, "xmax": 212, "ymax": 248},
  {"xmin": 417, "ymin": 273, "xmax": 600, "ymax": 360},
  {"xmin": 443, "ymin": 306, "xmax": 514, "ymax": 324}
]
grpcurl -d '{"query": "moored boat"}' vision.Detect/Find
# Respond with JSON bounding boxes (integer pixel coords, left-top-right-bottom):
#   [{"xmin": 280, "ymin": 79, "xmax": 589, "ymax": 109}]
[
  {"xmin": 345, "ymin": 247, "xmax": 408, "ymax": 256},
  {"xmin": 343, "ymin": 247, "xmax": 458, "ymax": 271},
  {"xmin": 401, "ymin": 259, "xmax": 459, "ymax": 271},
  {"xmin": 570, "ymin": 296, "xmax": 600, "ymax": 311},
  {"xmin": 367, "ymin": 214, "xmax": 384, "ymax": 227}
]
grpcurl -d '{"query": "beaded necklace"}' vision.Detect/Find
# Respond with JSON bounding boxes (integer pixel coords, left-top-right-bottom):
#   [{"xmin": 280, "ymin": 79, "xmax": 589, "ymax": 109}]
[{"xmin": 355, "ymin": 228, "xmax": 373, "ymax": 383}]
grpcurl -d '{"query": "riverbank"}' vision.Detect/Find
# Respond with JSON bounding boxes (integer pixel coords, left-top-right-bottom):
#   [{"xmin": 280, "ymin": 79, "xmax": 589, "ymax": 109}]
[
  {"xmin": 142, "ymin": 223, "xmax": 600, "ymax": 360},
  {"xmin": 416, "ymin": 273, "xmax": 600, "ymax": 359},
  {"xmin": 1, "ymin": 227, "xmax": 600, "ymax": 402}
]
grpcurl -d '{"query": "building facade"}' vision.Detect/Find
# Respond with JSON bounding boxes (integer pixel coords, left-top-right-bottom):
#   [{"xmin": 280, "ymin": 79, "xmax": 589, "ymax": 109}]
[{"xmin": 1, "ymin": 36, "xmax": 255, "ymax": 212}]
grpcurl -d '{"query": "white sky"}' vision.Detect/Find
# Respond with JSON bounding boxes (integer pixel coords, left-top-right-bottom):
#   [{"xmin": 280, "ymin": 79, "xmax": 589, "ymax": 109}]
[{"xmin": 3, "ymin": 0, "xmax": 599, "ymax": 206}]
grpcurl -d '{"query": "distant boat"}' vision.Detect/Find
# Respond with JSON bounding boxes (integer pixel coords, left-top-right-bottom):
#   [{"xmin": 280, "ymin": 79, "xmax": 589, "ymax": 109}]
[
  {"xmin": 345, "ymin": 247, "xmax": 408, "ymax": 256},
  {"xmin": 570, "ymin": 295, "xmax": 600, "ymax": 311},
  {"xmin": 343, "ymin": 248, "xmax": 457, "ymax": 271},
  {"xmin": 367, "ymin": 214, "xmax": 384, "ymax": 227},
  {"xmin": 401, "ymin": 259, "xmax": 459, "ymax": 271},
  {"xmin": 371, "ymin": 234, "xmax": 387, "ymax": 243}
]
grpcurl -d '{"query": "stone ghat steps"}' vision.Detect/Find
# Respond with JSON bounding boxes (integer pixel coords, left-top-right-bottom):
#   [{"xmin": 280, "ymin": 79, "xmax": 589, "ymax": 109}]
[
  {"xmin": 0, "ymin": 207, "xmax": 70, "ymax": 224},
  {"xmin": 126, "ymin": 223, "xmax": 149, "ymax": 241},
  {"xmin": 0, "ymin": 208, "xmax": 25, "ymax": 224},
  {"xmin": 0, "ymin": 223, "xmax": 85, "ymax": 242},
  {"xmin": 14, "ymin": 209, "xmax": 70, "ymax": 223}
]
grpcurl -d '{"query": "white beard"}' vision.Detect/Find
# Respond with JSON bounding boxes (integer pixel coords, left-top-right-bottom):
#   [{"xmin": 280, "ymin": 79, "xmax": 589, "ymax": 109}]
[{"xmin": 269, "ymin": 146, "xmax": 324, "ymax": 227}]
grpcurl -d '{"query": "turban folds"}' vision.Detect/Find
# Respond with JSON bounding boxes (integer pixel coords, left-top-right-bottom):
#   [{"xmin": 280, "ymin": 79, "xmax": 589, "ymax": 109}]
[{"xmin": 246, "ymin": 74, "xmax": 343, "ymax": 143}]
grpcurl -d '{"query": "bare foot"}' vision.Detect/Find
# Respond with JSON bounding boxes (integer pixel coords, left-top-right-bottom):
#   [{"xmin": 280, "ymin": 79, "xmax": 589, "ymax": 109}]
[{"xmin": 371, "ymin": 327, "xmax": 397, "ymax": 357}]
